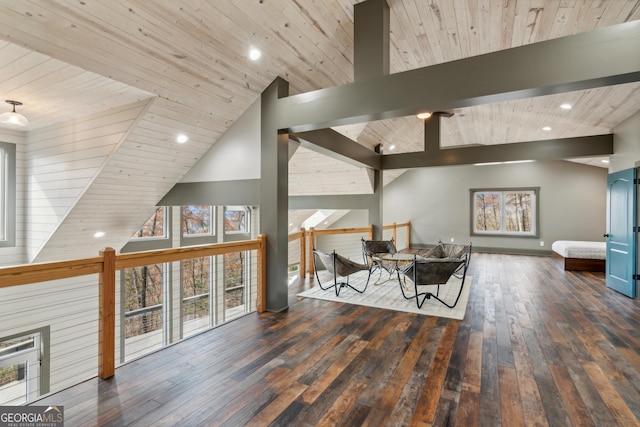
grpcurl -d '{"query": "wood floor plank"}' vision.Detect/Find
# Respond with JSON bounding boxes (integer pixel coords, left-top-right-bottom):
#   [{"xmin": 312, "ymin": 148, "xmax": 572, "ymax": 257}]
[{"xmin": 30, "ymin": 253, "xmax": 640, "ymax": 426}]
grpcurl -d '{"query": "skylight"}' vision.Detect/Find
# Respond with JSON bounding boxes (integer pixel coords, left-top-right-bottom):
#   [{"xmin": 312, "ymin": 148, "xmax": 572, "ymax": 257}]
[{"xmin": 300, "ymin": 210, "xmax": 336, "ymax": 229}]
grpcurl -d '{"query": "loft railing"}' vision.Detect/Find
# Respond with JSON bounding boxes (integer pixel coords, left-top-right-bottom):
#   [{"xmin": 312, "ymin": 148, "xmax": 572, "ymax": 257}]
[
  {"xmin": 0, "ymin": 235, "xmax": 266, "ymax": 383},
  {"xmin": 287, "ymin": 222, "xmax": 411, "ymax": 277}
]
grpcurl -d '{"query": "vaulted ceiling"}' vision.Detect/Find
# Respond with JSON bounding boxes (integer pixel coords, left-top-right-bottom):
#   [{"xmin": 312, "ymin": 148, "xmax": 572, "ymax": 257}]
[{"xmin": 0, "ymin": 1, "xmax": 639, "ymax": 260}]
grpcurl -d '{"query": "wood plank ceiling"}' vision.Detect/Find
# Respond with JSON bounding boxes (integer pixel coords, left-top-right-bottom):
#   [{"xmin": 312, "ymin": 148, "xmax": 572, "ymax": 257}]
[{"xmin": 0, "ymin": 0, "xmax": 639, "ymax": 259}]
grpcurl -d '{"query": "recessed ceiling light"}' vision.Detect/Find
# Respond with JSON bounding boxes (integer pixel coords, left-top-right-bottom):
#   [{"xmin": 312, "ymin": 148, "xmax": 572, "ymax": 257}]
[
  {"xmin": 560, "ymin": 103, "xmax": 572, "ymax": 110},
  {"xmin": 249, "ymin": 48, "xmax": 261, "ymax": 61},
  {"xmin": 289, "ymin": 223, "xmax": 293, "ymax": 227},
  {"xmin": 176, "ymin": 134, "xmax": 189, "ymax": 143},
  {"xmin": 94, "ymin": 231, "xmax": 105, "ymax": 238},
  {"xmin": 388, "ymin": 144, "xmax": 396, "ymax": 151},
  {"xmin": 416, "ymin": 112, "xmax": 432, "ymax": 120},
  {"xmin": 542, "ymin": 126, "xmax": 552, "ymax": 131},
  {"xmin": 601, "ymin": 159, "xmax": 610, "ymax": 164}
]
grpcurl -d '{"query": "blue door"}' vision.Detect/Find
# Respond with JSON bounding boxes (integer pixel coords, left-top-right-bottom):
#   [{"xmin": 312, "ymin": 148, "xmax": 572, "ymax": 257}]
[{"xmin": 605, "ymin": 168, "xmax": 636, "ymax": 298}]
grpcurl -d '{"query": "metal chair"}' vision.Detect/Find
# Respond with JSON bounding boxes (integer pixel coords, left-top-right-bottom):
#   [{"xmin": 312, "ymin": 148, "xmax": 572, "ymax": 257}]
[
  {"xmin": 312, "ymin": 248, "xmax": 373, "ymax": 296},
  {"xmin": 361, "ymin": 237, "xmax": 397, "ymax": 275},
  {"xmin": 417, "ymin": 241, "xmax": 472, "ymax": 278},
  {"xmin": 397, "ymin": 244, "xmax": 471, "ymax": 309}
]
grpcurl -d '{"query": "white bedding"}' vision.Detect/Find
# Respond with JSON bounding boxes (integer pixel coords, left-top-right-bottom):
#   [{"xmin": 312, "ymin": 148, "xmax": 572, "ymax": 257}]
[{"xmin": 551, "ymin": 240, "xmax": 606, "ymax": 259}]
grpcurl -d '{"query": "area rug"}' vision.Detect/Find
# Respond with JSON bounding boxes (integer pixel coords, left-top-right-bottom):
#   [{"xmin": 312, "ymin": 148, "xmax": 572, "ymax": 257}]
[{"xmin": 297, "ymin": 271, "xmax": 472, "ymax": 320}]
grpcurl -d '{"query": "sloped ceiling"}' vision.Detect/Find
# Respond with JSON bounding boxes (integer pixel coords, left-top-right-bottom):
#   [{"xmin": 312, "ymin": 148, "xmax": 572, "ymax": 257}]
[{"xmin": 0, "ymin": 1, "xmax": 639, "ymax": 261}]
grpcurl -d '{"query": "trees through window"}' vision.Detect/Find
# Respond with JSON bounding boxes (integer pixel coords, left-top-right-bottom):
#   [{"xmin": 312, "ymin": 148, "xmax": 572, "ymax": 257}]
[{"xmin": 471, "ymin": 188, "xmax": 539, "ymax": 237}]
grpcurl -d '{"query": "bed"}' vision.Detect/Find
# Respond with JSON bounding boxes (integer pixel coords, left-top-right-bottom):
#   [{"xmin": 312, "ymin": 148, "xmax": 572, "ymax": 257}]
[{"xmin": 551, "ymin": 240, "xmax": 606, "ymax": 272}]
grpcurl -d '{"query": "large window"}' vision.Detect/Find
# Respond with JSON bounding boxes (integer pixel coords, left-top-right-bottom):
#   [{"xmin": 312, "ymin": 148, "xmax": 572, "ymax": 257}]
[
  {"xmin": 181, "ymin": 256, "xmax": 212, "ymax": 338},
  {"xmin": 0, "ymin": 142, "xmax": 16, "ymax": 247},
  {"xmin": 471, "ymin": 188, "xmax": 539, "ymax": 237},
  {"xmin": 131, "ymin": 207, "xmax": 167, "ymax": 240},
  {"xmin": 224, "ymin": 206, "xmax": 249, "ymax": 233},
  {"xmin": 122, "ymin": 264, "xmax": 166, "ymax": 361}
]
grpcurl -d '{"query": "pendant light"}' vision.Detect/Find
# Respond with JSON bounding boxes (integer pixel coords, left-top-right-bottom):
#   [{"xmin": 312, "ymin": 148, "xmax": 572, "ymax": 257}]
[{"xmin": 0, "ymin": 100, "xmax": 29, "ymax": 126}]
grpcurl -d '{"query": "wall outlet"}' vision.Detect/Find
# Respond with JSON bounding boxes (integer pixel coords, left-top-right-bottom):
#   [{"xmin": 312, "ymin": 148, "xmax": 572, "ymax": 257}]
[
  {"xmin": 540, "ymin": 241, "xmax": 544, "ymax": 246},
  {"xmin": 450, "ymin": 237, "xmax": 455, "ymax": 243}
]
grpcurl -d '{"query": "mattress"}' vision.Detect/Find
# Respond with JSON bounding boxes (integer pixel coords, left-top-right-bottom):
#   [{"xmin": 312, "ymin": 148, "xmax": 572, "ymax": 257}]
[{"xmin": 551, "ymin": 240, "xmax": 606, "ymax": 260}]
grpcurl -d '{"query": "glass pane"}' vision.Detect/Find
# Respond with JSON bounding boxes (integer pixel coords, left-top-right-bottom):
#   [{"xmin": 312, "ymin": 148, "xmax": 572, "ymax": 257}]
[
  {"xmin": 182, "ymin": 257, "xmax": 211, "ymax": 337},
  {"xmin": 132, "ymin": 207, "xmax": 166, "ymax": 239},
  {"xmin": 224, "ymin": 252, "xmax": 245, "ymax": 320},
  {"xmin": 474, "ymin": 192, "xmax": 501, "ymax": 231},
  {"xmin": 0, "ymin": 362, "xmax": 27, "ymax": 405},
  {"xmin": 504, "ymin": 192, "xmax": 533, "ymax": 233},
  {"xmin": 124, "ymin": 264, "xmax": 163, "ymax": 360},
  {"xmin": 182, "ymin": 205, "xmax": 212, "ymax": 236},
  {"xmin": 224, "ymin": 207, "xmax": 247, "ymax": 232}
]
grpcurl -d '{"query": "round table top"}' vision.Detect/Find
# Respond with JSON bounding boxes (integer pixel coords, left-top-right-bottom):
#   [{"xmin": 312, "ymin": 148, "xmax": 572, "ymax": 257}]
[{"xmin": 373, "ymin": 252, "xmax": 415, "ymax": 262}]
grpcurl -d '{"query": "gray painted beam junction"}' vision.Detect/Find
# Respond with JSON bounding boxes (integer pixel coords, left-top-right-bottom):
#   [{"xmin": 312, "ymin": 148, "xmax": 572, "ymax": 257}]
[
  {"xmin": 292, "ymin": 128, "xmax": 380, "ymax": 169},
  {"xmin": 276, "ymin": 21, "xmax": 640, "ymax": 132}
]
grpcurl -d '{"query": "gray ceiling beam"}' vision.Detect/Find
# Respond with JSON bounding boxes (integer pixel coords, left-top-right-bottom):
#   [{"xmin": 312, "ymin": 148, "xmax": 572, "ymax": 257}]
[
  {"xmin": 382, "ymin": 134, "xmax": 613, "ymax": 169},
  {"xmin": 276, "ymin": 21, "xmax": 640, "ymax": 132},
  {"xmin": 292, "ymin": 128, "xmax": 381, "ymax": 169},
  {"xmin": 158, "ymin": 179, "xmax": 261, "ymax": 206}
]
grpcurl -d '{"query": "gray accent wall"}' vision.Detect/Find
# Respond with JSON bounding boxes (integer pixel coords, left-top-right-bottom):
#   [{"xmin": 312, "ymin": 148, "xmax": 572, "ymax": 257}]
[
  {"xmin": 611, "ymin": 110, "xmax": 640, "ymax": 173},
  {"xmin": 382, "ymin": 160, "xmax": 607, "ymax": 253},
  {"xmin": 180, "ymin": 97, "xmax": 261, "ymax": 183}
]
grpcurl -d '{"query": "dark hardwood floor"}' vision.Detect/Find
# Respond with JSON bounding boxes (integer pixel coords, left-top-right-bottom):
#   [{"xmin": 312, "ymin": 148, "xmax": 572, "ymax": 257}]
[{"xmin": 35, "ymin": 253, "xmax": 640, "ymax": 426}]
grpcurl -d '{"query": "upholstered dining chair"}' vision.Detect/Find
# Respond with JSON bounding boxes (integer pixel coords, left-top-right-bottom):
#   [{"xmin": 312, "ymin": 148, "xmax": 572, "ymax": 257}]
[{"xmin": 312, "ymin": 248, "xmax": 372, "ymax": 296}]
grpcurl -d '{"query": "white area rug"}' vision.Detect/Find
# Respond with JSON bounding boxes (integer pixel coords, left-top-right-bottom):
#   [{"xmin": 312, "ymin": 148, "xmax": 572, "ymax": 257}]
[{"xmin": 297, "ymin": 270, "xmax": 472, "ymax": 320}]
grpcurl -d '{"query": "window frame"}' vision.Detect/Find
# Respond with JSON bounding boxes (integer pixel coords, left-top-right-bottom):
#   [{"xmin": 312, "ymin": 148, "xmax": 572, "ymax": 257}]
[
  {"xmin": 470, "ymin": 187, "xmax": 540, "ymax": 238},
  {"xmin": 0, "ymin": 142, "xmax": 16, "ymax": 247},
  {"xmin": 223, "ymin": 205, "xmax": 250, "ymax": 235}
]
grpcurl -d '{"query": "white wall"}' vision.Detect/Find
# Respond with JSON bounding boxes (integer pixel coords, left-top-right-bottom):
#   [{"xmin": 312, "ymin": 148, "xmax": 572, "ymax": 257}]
[{"xmin": 383, "ymin": 160, "xmax": 607, "ymax": 252}]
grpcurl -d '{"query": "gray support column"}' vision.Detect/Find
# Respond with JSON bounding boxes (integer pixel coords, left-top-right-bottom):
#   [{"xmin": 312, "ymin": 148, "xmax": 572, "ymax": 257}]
[
  {"xmin": 261, "ymin": 77, "xmax": 290, "ymax": 312},
  {"xmin": 369, "ymin": 146, "xmax": 384, "ymax": 239},
  {"xmin": 424, "ymin": 114, "xmax": 441, "ymax": 151},
  {"xmin": 354, "ymin": 0, "xmax": 389, "ymax": 81}
]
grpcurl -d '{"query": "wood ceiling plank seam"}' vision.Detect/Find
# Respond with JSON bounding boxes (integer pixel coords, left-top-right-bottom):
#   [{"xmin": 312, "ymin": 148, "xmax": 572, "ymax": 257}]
[
  {"xmin": 616, "ymin": 1, "xmax": 640, "ymax": 22},
  {"xmin": 135, "ymin": 3, "xmax": 280, "ymax": 96},
  {"xmin": 429, "ymin": 0, "xmax": 457, "ymax": 63},
  {"xmin": 451, "ymin": 0, "xmax": 472, "ymax": 59},
  {"xmin": 475, "ymin": 0, "xmax": 494, "ymax": 55},
  {"xmin": 572, "ymin": 1, "xmax": 610, "ymax": 32},
  {"xmin": 549, "ymin": 3, "xmax": 579, "ymax": 40},
  {"xmin": 440, "ymin": 0, "xmax": 464, "ymax": 60},
  {"xmin": 150, "ymin": 95, "xmax": 237, "ymax": 124},
  {"xmin": 287, "ymin": 0, "xmax": 354, "ymax": 68},
  {"xmin": 275, "ymin": 3, "xmax": 352, "ymax": 89},
  {"xmin": 27, "ymin": 113, "xmax": 140, "ymax": 147},
  {"xmin": 532, "ymin": 0, "xmax": 562, "ymax": 43},
  {"xmin": 462, "ymin": 0, "xmax": 481, "ymax": 57},
  {"xmin": 498, "ymin": 0, "xmax": 517, "ymax": 51},
  {"xmin": 412, "ymin": 0, "xmax": 446, "ymax": 64},
  {"xmin": 581, "ymin": 84, "xmax": 640, "ymax": 129},
  {"xmin": 389, "ymin": 1, "xmax": 428, "ymax": 71},
  {"xmin": 593, "ymin": 0, "xmax": 635, "ymax": 28},
  {"xmin": 60, "ymin": 0, "xmax": 263, "ymax": 97},
  {"xmin": 521, "ymin": 0, "xmax": 546, "ymax": 45},
  {"xmin": 0, "ymin": 51, "xmax": 51, "ymax": 88},
  {"xmin": 509, "ymin": 0, "xmax": 532, "ymax": 48},
  {"xmin": 487, "ymin": 0, "xmax": 505, "ymax": 52},
  {"xmin": 209, "ymin": 0, "xmax": 350, "ymax": 91},
  {"xmin": 0, "ymin": 6, "xmax": 257, "ymax": 114}
]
